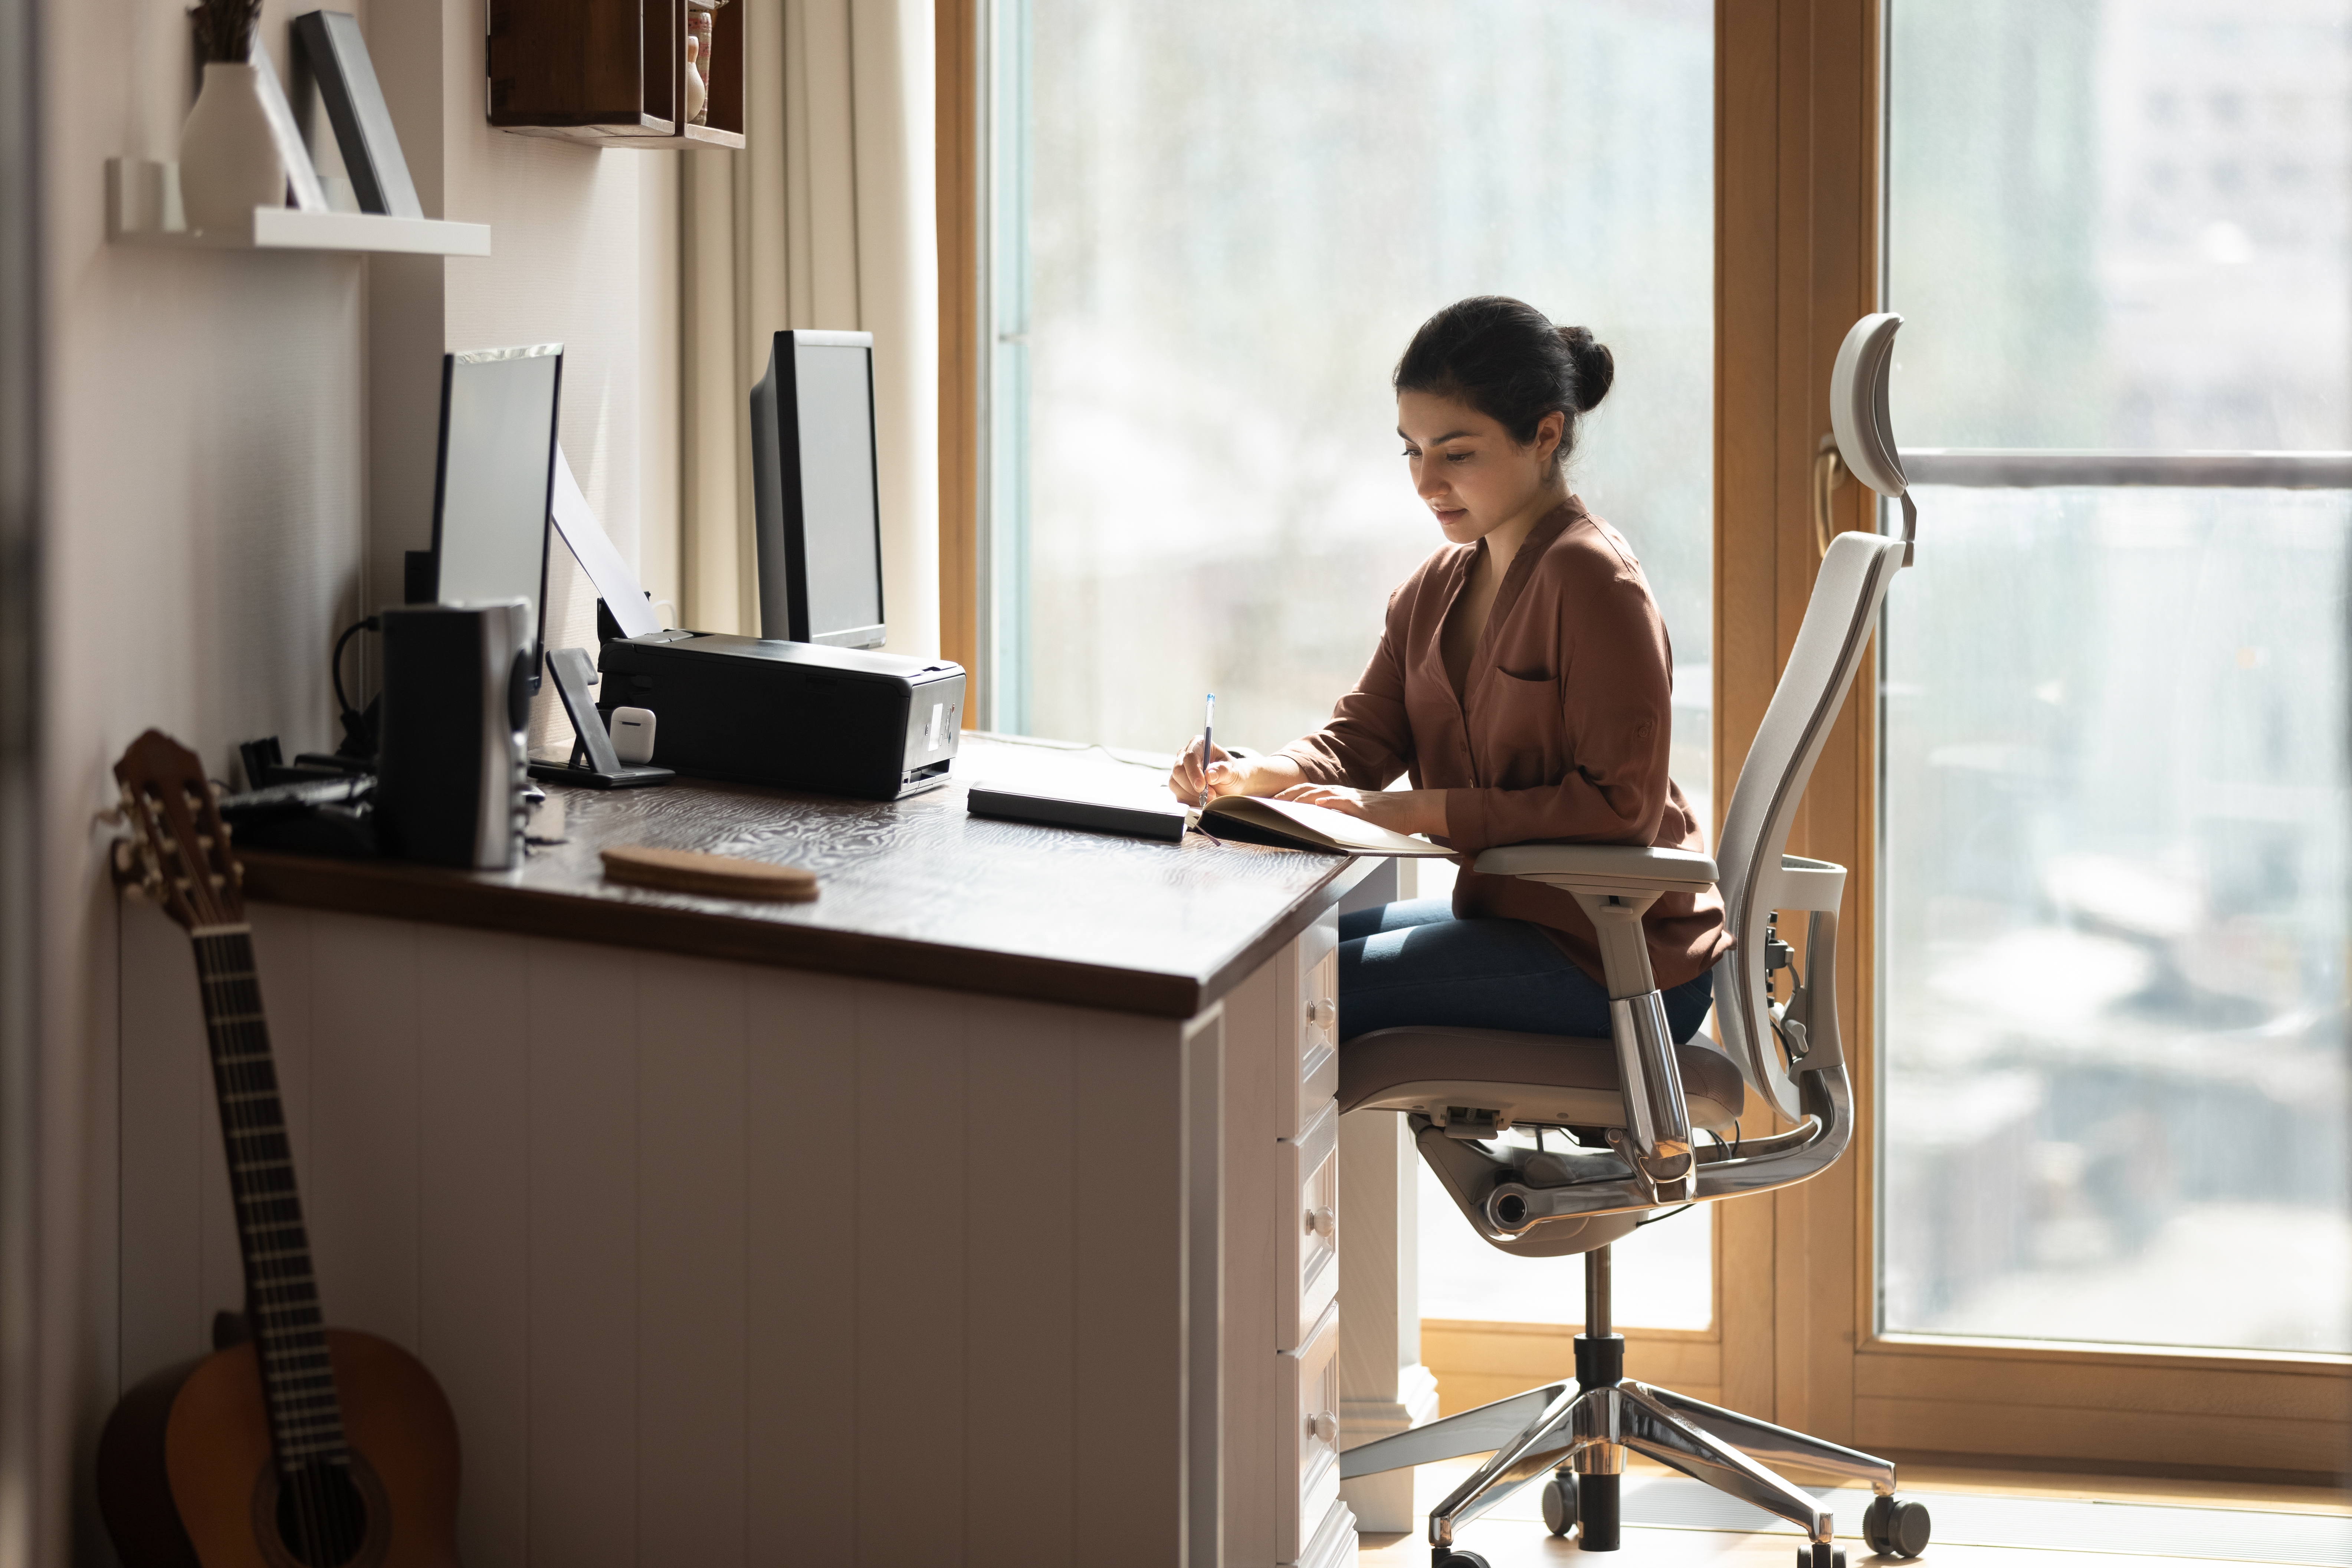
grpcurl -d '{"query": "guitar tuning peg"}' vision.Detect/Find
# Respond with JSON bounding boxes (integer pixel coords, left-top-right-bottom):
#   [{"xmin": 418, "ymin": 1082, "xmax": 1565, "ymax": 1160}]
[{"xmin": 94, "ymin": 806, "xmax": 124, "ymax": 829}]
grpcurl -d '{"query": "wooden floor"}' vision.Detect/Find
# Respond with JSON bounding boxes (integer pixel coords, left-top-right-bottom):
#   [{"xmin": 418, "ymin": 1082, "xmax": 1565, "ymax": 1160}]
[{"xmin": 1357, "ymin": 1457, "xmax": 2352, "ymax": 1567}]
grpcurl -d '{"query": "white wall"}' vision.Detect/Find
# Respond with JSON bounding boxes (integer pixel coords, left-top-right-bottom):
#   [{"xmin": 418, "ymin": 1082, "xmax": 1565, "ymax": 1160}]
[{"xmin": 43, "ymin": 0, "xmax": 679, "ymax": 1552}]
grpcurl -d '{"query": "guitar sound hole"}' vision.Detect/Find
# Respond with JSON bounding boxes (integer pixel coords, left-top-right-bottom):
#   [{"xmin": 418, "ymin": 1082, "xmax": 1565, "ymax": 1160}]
[{"xmin": 272, "ymin": 1460, "xmax": 369, "ymax": 1567}]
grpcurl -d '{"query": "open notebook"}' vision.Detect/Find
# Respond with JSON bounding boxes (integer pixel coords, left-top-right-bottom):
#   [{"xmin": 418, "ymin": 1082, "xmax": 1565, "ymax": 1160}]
[{"xmin": 1192, "ymin": 796, "xmax": 1457, "ymax": 857}]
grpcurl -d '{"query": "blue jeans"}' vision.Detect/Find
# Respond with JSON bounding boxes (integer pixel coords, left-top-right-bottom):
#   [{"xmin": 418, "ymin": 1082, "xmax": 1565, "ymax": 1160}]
[{"xmin": 1337, "ymin": 899, "xmax": 1715, "ymax": 1044}]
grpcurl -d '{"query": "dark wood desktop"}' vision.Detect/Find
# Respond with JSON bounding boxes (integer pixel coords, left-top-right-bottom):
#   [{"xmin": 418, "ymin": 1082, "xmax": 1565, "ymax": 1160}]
[{"xmin": 239, "ymin": 733, "xmax": 1367, "ymax": 1018}]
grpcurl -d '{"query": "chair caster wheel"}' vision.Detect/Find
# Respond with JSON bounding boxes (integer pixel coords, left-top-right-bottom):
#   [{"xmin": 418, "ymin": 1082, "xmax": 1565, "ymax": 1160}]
[
  {"xmin": 1541, "ymin": 1471, "xmax": 1580, "ymax": 1537},
  {"xmin": 1433, "ymin": 1552, "xmax": 1492, "ymax": 1568},
  {"xmin": 1796, "ymin": 1546, "xmax": 1847, "ymax": 1568},
  {"xmin": 1864, "ymin": 1495, "xmax": 1932, "ymax": 1558}
]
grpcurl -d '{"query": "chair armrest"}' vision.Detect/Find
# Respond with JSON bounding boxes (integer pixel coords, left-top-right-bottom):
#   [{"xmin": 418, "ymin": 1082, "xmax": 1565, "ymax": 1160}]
[
  {"xmin": 1472, "ymin": 843, "xmax": 1719, "ymax": 896},
  {"xmin": 1475, "ymin": 844, "xmax": 1720, "ymax": 1194},
  {"xmin": 1763, "ymin": 853, "xmax": 1845, "ymax": 913}
]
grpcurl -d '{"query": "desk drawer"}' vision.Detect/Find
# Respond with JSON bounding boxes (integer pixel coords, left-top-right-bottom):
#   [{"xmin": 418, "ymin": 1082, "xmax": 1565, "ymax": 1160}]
[
  {"xmin": 1299, "ymin": 948, "xmax": 1338, "ymax": 1061},
  {"xmin": 1278, "ymin": 1300, "xmax": 1344, "ymax": 1566},
  {"xmin": 1298, "ymin": 1024, "xmax": 1336, "ymax": 1140},
  {"xmin": 1295, "ymin": 944, "xmax": 1338, "ymax": 1141},
  {"xmin": 1277, "ymin": 1100, "xmax": 1339, "ymax": 1351}
]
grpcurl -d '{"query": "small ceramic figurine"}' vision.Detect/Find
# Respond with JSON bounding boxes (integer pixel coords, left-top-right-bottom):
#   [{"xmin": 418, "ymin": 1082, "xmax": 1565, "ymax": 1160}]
[
  {"xmin": 686, "ymin": 0, "xmax": 721, "ymax": 125},
  {"xmin": 684, "ymin": 29, "xmax": 706, "ymax": 126}
]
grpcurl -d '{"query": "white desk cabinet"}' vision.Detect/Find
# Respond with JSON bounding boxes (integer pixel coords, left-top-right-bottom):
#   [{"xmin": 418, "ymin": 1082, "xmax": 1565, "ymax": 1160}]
[
  {"xmin": 1216, "ymin": 909, "xmax": 1355, "ymax": 1568},
  {"xmin": 99, "ymin": 743, "xmax": 1365, "ymax": 1568}
]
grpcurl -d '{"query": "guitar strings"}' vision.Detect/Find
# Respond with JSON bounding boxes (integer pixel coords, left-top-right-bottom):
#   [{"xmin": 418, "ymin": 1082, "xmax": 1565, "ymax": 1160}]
[
  {"xmin": 137, "ymin": 774, "xmax": 359, "ymax": 1561},
  {"xmin": 155, "ymin": 777, "xmax": 361, "ymax": 1564},
  {"xmin": 196, "ymin": 926, "xmax": 360, "ymax": 1563}
]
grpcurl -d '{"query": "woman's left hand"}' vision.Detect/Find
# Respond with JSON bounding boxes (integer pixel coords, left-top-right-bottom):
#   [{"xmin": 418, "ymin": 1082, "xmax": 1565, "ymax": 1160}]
[{"xmin": 1275, "ymin": 783, "xmax": 1449, "ymax": 839}]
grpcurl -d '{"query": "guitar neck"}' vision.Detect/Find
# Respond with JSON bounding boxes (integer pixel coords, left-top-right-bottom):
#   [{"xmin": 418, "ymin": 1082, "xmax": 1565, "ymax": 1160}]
[{"xmin": 190, "ymin": 926, "xmax": 350, "ymax": 1471}]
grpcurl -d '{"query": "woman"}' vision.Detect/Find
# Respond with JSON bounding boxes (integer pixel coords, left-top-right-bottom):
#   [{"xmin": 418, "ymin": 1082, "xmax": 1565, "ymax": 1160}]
[{"xmin": 1168, "ymin": 296, "xmax": 1728, "ymax": 1044}]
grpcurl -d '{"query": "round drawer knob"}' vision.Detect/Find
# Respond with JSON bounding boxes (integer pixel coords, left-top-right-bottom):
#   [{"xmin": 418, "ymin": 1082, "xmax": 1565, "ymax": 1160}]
[
  {"xmin": 1308, "ymin": 998, "xmax": 1338, "ymax": 1030},
  {"xmin": 1309, "ymin": 1411, "xmax": 1339, "ymax": 1446},
  {"xmin": 1306, "ymin": 1206, "xmax": 1336, "ymax": 1239}
]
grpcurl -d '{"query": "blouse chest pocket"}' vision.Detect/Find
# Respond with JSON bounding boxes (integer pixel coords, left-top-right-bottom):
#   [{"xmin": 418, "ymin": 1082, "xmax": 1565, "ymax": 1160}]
[{"xmin": 1477, "ymin": 667, "xmax": 1568, "ymax": 790}]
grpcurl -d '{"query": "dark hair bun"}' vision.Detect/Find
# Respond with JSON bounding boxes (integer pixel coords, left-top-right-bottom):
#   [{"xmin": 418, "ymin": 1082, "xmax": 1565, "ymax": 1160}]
[
  {"xmin": 1559, "ymin": 325, "xmax": 1614, "ymax": 413},
  {"xmin": 1393, "ymin": 296, "xmax": 1615, "ymax": 466}
]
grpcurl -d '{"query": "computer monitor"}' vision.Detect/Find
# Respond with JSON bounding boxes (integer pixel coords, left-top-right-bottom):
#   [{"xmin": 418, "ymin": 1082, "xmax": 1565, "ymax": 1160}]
[
  {"xmin": 421, "ymin": 342, "xmax": 564, "ymax": 690},
  {"xmin": 749, "ymin": 329, "xmax": 885, "ymax": 648}
]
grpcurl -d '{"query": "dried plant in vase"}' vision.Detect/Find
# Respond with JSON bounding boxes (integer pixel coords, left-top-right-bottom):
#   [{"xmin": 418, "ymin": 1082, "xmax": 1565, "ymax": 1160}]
[
  {"xmin": 189, "ymin": 0, "xmax": 260, "ymax": 65},
  {"xmin": 179, "ymin": 0, "xmax": 282, "ymax": 232}
]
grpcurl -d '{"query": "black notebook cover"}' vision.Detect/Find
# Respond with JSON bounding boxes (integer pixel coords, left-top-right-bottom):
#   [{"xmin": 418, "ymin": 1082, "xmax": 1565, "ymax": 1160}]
[{"xmin": 965, "ymin": 786, "xmax": 1188, "ymax": 843}]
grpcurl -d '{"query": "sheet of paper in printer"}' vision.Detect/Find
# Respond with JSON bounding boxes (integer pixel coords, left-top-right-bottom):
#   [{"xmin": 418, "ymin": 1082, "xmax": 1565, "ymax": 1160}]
[{"xmin": 551, "ymin": 447, "xmax": 662, "ymax": 639}]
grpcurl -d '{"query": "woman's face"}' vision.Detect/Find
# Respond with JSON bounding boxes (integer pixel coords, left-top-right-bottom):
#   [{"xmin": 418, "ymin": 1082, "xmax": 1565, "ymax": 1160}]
[{"xmin": 1397, "ymin": 390, "xmax": 1565, "ymax": 547}]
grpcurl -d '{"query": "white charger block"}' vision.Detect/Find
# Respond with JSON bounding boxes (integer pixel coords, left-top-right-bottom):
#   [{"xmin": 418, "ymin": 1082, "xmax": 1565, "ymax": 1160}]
[{"xmin": 608, "ymin": 706, "xmax": 657, "ymax": 765}]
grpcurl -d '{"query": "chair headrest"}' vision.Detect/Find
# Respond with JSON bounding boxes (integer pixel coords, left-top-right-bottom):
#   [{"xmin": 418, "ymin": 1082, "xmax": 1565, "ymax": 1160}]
[{"xmin": 1830, "ymin": 313, "xmax": 1907, "ymax": 498}]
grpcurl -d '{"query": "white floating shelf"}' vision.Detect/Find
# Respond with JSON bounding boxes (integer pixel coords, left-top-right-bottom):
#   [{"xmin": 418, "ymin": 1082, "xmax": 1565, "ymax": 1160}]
[{"xmin": 105, "ymin": 159, "xmax": 491, "ymax": 257}]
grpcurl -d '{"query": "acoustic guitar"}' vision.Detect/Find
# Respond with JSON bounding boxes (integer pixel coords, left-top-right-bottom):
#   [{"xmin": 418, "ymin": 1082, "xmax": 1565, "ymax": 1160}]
[{"xmin": 98, "ymin": 729, "xmax": 462, "ymax": 1568}]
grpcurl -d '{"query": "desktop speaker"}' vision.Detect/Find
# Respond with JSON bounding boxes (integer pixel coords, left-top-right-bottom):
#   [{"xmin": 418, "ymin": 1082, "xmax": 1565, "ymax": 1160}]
[{"xmin": 375, "ymin": 602, "xmax": 533, "ymax": 869}]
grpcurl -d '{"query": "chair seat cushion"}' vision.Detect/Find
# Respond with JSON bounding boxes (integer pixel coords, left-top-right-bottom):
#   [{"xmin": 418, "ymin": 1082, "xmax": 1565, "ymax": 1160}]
[{"xmin": 1338, "ymin": 1025, "xmax": 1745, "ymax": 1134}]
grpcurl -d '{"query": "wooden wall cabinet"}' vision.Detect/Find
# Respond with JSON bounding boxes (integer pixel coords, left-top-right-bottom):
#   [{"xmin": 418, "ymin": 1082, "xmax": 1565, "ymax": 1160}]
[{"xmin": 487, "ymin": 0, "xmax": 743, "ymax": 150}]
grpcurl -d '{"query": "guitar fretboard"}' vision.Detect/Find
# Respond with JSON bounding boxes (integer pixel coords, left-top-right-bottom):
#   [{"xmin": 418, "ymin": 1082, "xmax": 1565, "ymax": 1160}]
[{"xmin": 191, "ymin": 926, "xmax": 351, "ymax": 1473}]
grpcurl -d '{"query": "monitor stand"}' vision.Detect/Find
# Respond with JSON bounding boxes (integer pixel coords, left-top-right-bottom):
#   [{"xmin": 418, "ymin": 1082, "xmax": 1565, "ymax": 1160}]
[{"xmin": 527, "ymin": 646, "xmax": 674, "ymax": 790}]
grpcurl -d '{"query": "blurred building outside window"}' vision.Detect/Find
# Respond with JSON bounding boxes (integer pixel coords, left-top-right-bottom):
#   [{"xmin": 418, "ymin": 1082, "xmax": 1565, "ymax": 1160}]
[{"xmin": 1881, "ymin": 0, "xmax": 2351, "ymax": 1355}]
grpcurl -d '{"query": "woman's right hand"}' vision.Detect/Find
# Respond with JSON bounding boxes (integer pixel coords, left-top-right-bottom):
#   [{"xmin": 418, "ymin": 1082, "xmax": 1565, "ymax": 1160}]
[
  {"xmin": 1169, "ymin": 739, "xmax": 1306, "ymax": 804},
  {"xmin": 1169, "ymin": 736, "xmax": 1238, "ymax": 803}
]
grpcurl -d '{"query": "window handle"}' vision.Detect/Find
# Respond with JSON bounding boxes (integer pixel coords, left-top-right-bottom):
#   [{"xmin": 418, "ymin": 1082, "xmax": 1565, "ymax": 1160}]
[{"xmin": 1812, "ymin": 433, "xmax": 1849, "ymax": 561}]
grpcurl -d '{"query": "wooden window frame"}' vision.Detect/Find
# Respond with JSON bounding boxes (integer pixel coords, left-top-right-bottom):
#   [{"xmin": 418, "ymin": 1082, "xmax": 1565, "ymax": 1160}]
[
  {"xmin": 937, "ymin": 0, "xmax": 983, "ymax": 693},
  {"xmin": 1716, "ymin": 0, "xmax": 2352, "ymax": 1482}
]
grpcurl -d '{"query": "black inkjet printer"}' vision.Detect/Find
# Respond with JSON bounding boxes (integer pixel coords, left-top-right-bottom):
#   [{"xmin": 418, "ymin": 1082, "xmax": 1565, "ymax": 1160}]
[
  {"xmin": 594, "ymin": 631, "xmax": 963, "ymax": 801},
  {"xmin": 585, "ymin": 328, "xmax": 965, "ymax": 801}
]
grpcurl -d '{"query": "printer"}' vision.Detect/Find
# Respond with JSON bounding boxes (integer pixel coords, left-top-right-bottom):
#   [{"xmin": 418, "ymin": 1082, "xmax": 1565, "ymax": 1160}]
[
  {"xmin": 596, "ymin": 632, "xmax": 964, "ymax": 801},
  {"xmin": 559, "ymin": 328, "xmax": 967, "ymax": 803}
]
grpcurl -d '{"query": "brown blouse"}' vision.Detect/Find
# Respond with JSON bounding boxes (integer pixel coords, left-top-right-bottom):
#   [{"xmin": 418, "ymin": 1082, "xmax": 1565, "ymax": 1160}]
[{"xmin": 1279, "ymin": 497, "xmax": 1731, "ymax": 990}]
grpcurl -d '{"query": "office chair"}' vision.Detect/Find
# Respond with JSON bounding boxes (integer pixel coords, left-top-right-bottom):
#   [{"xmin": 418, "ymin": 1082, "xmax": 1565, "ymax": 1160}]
[{"xmin": 1339, "ymin": 315, "xmax": 1928, "ymax": 1568}]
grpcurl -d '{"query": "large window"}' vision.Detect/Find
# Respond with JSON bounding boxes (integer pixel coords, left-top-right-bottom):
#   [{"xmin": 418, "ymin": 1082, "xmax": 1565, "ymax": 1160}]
[
  {"xmin": 986, "ymin": 0, "xmax": 1716, "ymax": 1326},
  {"xmin": 987, "ymin": 0, "xmax": 1712, "ymax": 780},
  {"xmin": 1880, "ymin": 0, "xmax": 2351, "ymax": 1355}
]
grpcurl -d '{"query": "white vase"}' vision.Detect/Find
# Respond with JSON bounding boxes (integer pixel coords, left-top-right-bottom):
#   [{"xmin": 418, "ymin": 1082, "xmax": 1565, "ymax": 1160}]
[{"xmin": 178, "ymin": 63, "xmax": 283, "ymax": 235}]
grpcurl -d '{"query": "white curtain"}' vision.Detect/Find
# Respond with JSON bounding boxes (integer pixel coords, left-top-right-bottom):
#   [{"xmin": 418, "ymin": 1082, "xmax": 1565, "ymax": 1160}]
[{"xmin": 682, "ymin": 0, "xmax": 939, "ymax": 656}]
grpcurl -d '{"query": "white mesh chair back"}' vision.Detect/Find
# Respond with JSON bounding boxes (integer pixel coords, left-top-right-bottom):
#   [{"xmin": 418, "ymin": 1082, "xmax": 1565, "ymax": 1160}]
[{"xmin": 1712, "ymin": 529, "xmax": 1910, "ymax": 1121}]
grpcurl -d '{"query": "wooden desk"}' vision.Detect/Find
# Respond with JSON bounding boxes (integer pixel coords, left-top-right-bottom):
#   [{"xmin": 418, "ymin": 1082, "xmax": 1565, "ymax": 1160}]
[
  {"xmin": 236, "ymin": 735, "xmax": 1353, "ymax": 1019},
  {"xmin": 112, "ymin": 737, "xmax": 1367, "ymax": 1568}
]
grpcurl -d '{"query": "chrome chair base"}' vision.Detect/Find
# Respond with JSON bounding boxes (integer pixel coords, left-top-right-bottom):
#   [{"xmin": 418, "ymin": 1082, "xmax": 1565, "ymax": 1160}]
[
  {"xmin": 1341, "ymin": 1372, "xmax": 1895, "ymax": 1549},
  {"xmin": 1339, "ymin": 1247, "xmax": 1924, "ymax": 1561}
]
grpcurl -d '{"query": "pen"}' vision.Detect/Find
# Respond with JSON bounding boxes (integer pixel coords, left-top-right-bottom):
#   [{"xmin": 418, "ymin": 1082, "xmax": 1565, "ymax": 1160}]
[{"xmin": 1197, "ymin": 693, "xmax": 1216, "ymax": 810}]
